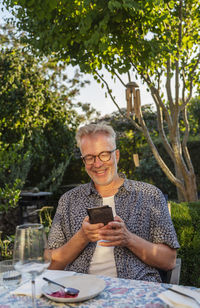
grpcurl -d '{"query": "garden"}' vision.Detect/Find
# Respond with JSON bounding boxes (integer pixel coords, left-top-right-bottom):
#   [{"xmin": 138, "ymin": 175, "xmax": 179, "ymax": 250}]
[{"xmin": 1, "ymin": 0, "xmax": 200, "ymax": 290}]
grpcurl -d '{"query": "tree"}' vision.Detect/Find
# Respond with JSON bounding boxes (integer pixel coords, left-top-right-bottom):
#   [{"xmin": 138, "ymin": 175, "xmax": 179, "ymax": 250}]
[
  {"xmin": 3, "ymin": 0, "xmax": 200, "ymax": 201},
  {"xmin": 0, "ymin": 24, "xmax": 99, "ymax": 212},
  {"xmin": 187, "ymin": 96, "xmax": 200, "ymax": 136},
  {"xmin": 101, "ymin": 107, "xmax": 177, "ymax": 198}
]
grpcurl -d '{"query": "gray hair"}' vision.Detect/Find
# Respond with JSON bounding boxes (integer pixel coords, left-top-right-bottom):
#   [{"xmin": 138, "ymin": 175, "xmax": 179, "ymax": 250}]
[{"xmin": 76, "ymin": 122, "xmax": 116, "ymax": 148}]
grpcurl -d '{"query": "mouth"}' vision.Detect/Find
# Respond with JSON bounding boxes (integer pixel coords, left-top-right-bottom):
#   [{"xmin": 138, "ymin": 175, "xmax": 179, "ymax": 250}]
[{"xmin": 92, "ymin": 169, "xmax": 107, "ymax": 176}]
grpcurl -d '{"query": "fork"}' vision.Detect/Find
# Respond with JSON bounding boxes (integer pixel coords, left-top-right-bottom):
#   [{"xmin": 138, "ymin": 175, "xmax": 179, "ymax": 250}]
[
  {"xmin": 168, "ymin": 287, "xmax": 200, "ymax": 307},
  {"xmin": 43, "ymin": 277, "xmax": 79, "ymax": 295}
]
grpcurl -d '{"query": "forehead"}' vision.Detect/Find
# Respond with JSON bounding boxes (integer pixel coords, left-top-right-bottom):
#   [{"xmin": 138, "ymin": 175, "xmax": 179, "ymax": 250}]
[{"xmin": 80, "ymin": 132, "xmax": 114, "ymax": 154}]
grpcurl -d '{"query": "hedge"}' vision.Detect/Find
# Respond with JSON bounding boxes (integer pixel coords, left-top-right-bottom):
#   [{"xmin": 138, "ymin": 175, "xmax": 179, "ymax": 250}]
[{"xmin": 171, "ymin": 201, "xmax": 200, "ymax": 287}]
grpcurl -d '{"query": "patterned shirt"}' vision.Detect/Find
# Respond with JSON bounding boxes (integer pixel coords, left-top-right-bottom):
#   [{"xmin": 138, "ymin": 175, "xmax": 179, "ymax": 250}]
[{"xmin": 48, "ymin": 178, "xmax": 180, "ymax": 282}]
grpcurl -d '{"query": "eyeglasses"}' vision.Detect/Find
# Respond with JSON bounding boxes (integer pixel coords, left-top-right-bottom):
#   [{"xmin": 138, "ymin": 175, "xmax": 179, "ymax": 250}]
[{"xmin": 81, "ymin": 149, "xmax": 116, "ymax": 165}]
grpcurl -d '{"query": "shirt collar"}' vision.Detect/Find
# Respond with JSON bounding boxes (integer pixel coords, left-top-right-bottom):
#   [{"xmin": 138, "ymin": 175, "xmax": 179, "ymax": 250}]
[{"xmin": 84, "ymin": 181, "xmax": 98, "ymax": 196}]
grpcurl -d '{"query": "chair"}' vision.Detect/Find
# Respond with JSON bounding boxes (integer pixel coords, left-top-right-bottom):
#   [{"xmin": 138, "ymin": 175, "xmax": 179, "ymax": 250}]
[{"xmin": 158, "ymin": 258, "xmax": 181, "ymax": 284}]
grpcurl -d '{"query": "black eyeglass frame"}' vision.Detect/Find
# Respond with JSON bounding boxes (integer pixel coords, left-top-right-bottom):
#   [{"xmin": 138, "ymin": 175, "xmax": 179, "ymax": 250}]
[{"xmin": 81, "ymin": 149, "xmax": 117, "ymax": 165}]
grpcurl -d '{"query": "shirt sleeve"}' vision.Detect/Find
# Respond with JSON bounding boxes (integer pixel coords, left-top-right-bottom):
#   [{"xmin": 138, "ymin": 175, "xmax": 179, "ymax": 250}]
[
  {"xmin": 48, "ymin": 193, "xmax": 70, "ymax": 249},
  {"xmin": 150, "ymin": 188, "xmax": 180, "ymax": 249}
]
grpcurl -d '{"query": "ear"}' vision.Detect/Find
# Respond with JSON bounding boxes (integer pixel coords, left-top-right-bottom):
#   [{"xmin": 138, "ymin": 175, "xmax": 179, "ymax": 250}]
[{"xmin": 115, "ymin": 149, "xmax": 120, "ymax": 163}]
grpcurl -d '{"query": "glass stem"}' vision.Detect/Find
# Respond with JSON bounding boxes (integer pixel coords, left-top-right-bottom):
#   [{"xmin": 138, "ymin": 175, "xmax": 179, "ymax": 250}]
[{"xmin": 31, "ymin": 277, "xmax": 37, "ymax": 308}]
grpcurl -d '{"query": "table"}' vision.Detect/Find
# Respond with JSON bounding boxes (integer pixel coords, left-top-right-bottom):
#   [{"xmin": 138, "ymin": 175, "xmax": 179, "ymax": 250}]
[{"xmin": 0, "ymin": 272, "xmax": 172, "ymax": 308}]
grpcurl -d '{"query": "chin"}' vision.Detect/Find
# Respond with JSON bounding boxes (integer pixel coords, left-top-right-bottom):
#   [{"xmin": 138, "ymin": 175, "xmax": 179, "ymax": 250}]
[{"xmin": 93, "ymin": 177, "xmax": 113, "ymax": 186}]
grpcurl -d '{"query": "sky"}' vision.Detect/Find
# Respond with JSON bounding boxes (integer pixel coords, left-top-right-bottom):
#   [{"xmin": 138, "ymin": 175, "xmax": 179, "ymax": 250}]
[
  {"xmin": 69, "ymin": 68, "xmax": 154, "ymax": 116},
  {"xmin": 0, "ymin": 4, "xmax": 154, "ymax": 117}
]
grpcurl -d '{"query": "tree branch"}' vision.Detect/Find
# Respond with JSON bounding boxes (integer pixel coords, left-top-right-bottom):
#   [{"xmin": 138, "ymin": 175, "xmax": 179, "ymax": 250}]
[
  {"xmin": 166, "ymin": 58, "xmax": 174, "ymax": 110},
  {"xmin": 145, "ymin": 75, "xmax": 173, "ymax": 130},
  {"xmin": 185, "ymin": 52, "xmax": 200, "ymax": 104},
  {"xmin": 128, "ymin": 57, "xmax": 177, "ymax": 157},
  {"xmin": 155, "ymin": 104, "xmax": 174, "ymax": 162},
  {"xmin": 181, "ymin": 106, "xmax": 195, "ymax": 173},
  {"xmin": 136, "ymin": 92, "xmax": 183, "ymax": 191},
  {"xmin": 175, "ymin": 1, "xmax": 183, "ymax": 105},
  {"xmin": 127, "ymin": 71, "xmax": 131, "ymax": 83},
  {"xmin": 107, "ymin": 66, "xmax": 127, "ymax": 87},
  {"xmin": 179, "ymin": 51, "xmax": 200, "ymax": 111},
  {"xmin": 94, "ymin": 70, "xmax": 143, "ymax": 132}
]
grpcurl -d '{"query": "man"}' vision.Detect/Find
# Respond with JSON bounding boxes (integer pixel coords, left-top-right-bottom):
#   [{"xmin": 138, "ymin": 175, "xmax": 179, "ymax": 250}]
[{"xmin": 47, "ymin": 122, "xmax": 180, "ymax": 282}]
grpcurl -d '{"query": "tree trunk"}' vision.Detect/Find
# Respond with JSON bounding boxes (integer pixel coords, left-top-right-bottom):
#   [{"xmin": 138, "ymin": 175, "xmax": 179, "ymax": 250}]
[
  {"xmin": 148, "ymin": 141, "xmax": 198, "ymax": 202},
  {"xmin": 183, "ymin": 171, "xmax": 198, "ymax": 202},
  {"xmin": 148, "ymin": 136, "xmax": 198, "ymax": 202},
  {"xmin": 132, "ymin": 89, "xmax": 198, "ymax": 203},
  {"xmin": 175, "ymin": 166, "xmax": 185, "ymax": 202}
]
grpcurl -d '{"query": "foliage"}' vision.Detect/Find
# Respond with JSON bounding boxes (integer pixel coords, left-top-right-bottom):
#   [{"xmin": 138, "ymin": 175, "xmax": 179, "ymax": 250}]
[
  {"xmin": 97, "ymin": 106, "xmax": 200, "ymax": 199},
  {"xmin": 0, "ymin": 138, "xmax": 30, "ymax": 212},
  {"xmin": 0, "ymin": 231, "xmax": 14, "ymax": 260},
  {"xmin": 37, "ymin": 206, "xmax": 54, "ymax": 235},
  {"xmin": 3, "ymin": 1, "xmax": 199, "ymax": 77},
  {"xmin": 61, "ymin": 155, "xmax": 89, "ymax": 187},
  {"xmin": 171, "ymin": 201, "xmax": 200, "ymax": 287},
  {"xmin": 101, "ymin": 108, "xmax": 145, "ymax": 178},
  {"xmin": 103, "ymin": 105, "xmax": 158, "ymax": 135},
  {"xmin": 3, "ymin": 0, "xmax": 200, "ymax": 202},
  {"xmin": 0, "ymin": 206, "xmax": 53, "ymax": 260},
  {"xmin": 61, "ymin": 104, "xmax": 200, "ymax": 202},
  {"xmin": 0, "ymin": 24, "xmax": 100, "ymax": 210},
  {"xmin": 187, "ymin": 96, "xmax": 200, "ymax": 136},
  {"xmin": 0, "ymin": 140, "xmax": 31, "ymax": 185},
  {"xmin": 134, "ymin": 150, "xmax": 176, "ymax": 199},
  {"xmin": 0, "ymin": 181, "xmax": 21, "ymax": 212}
]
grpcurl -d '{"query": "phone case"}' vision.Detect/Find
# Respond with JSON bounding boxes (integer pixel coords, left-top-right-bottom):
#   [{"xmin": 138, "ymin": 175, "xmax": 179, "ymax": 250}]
[{"xmin": 87, "ymin": 205, "xmax": 114, "ymax": 225}]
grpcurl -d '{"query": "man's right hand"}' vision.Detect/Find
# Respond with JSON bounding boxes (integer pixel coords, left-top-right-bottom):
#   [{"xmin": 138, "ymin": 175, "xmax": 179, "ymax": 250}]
[
  {"xmin": 81, "ymin": 216, "xmax": 104, "ymax": 242},
  {"xmin": 48, "ymin": 216, "xmax": 105, "ymax": 270}
]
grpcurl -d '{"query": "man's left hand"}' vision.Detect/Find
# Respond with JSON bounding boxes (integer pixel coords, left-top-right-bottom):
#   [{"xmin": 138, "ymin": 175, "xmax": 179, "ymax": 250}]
[{"xmin": 98, "ymin": 216, "xmax": 131, "ymax": 247}]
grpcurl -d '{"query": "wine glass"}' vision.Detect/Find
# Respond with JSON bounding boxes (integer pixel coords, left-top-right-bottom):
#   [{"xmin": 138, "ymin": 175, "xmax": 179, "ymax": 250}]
[
  {"xmin": 0, "ymin": 259, "xmax": 21, "ymax": 289},
  {"xmin": 13, "ymin": 223, "xmax": 51, "ymax": 308}
]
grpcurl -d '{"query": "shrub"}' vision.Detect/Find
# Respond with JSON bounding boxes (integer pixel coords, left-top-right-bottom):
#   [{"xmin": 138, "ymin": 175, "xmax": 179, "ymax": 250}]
[
  {"xmin": 0, "ymin": 231, "xmax": 14, "ymax": 260},
  {"xmin": 171, "ymin": 201, "xmax": 200, "ymax": 287}
]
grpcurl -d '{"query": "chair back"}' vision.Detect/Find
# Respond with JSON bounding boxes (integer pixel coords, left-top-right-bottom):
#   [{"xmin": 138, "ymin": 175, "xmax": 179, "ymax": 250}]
[{"xmin": 159, "ymin": 258, "xmax": 181, "ymax": 284}]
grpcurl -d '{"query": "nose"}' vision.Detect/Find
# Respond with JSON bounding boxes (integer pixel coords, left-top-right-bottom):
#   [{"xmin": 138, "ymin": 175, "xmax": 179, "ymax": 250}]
[{"xmin": 93, "ymin": 156, "xmax": 103, "ymax": 167}]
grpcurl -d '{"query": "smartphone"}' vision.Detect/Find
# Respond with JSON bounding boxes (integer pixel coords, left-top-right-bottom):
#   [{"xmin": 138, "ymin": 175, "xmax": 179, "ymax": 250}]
[{"xmin": 87, "ymin": 205, "xmax": 114, "ymax": 225}]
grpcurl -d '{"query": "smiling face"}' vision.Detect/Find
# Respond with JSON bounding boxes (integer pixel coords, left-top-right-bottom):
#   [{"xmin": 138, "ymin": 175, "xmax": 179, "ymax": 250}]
[{"xmin": 80, "ymin": 132, "xmax": 120, "ymax": 190}]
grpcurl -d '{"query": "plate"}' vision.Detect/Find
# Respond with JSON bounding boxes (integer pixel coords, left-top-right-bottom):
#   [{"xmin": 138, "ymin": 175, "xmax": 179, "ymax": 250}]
[{"xmin": 42, "ymin": 275, "xmax": 106, "ymax": 303}]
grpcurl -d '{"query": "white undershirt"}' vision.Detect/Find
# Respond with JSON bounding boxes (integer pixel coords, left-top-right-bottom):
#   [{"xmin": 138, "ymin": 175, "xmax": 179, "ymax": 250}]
[{"xmin": 88, "ymin": 196, "xmax": 117, "ymax": 277}]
